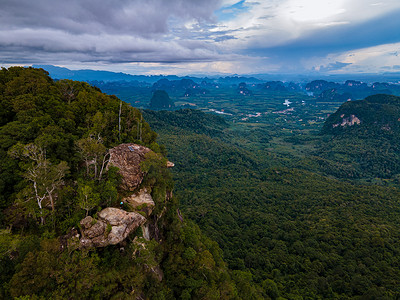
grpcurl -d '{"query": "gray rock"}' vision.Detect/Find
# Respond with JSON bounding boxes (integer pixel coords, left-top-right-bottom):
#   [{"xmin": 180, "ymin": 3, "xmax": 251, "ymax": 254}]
[
  {"xmin": 107, "ymin": 143, "xmax": 174, "ymax": 191},
  {"xmin": 80, "ymin": 207, "xmax": 146, "ymax": 248},
  {"xmin": 123, "ymin": 188, "xmax": 155, "ymax": 215},
  {"xmin": 107, "ymin": 144, "xmax": 152, "ymax": 191}
]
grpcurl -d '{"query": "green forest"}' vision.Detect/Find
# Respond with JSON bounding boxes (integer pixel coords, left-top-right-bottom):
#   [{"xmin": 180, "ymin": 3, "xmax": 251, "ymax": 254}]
[
  {"xmin": 0, "ymin": 67, "xmax": 251, "ymax": 299},
  {"xmin": 143, "ymin": 103, "xmax": 400, "ymax": 299},
  {"xmin": 2, "ymin": 67, "xmax": 400, "ymax": 299}
]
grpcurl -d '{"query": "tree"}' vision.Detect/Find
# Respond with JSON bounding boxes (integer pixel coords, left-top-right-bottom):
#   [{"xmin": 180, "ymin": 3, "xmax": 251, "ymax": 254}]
[
  {"xmin": 9, "ymin": 143, "xmax": 69, "ymax": 224},
  {"xmin": 77, "ymin": 183, "xmax": 100, "ymax": 216},
  {"xmin": 76, "ymin": 134, "xmax": 107, "ymax": 180}
]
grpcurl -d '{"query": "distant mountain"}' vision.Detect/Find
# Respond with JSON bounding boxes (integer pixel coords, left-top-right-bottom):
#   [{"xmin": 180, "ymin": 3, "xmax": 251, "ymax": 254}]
[
  {"xmin": 306, "ymin": 80, "xmax": 340, "ymax": 93},
  {"xmin": 237, "ymin": 82, "xmax": 252, "ymax": 95},
  {"xmin": 216, "ymin": 76, "xmax": 263, "ymax": 85},
  {"xmin": 32, "ymin": 65, "xmax": 183, "ymax": 83},
  {"xmin": 153, "ymin": 78, "xmax": 198, "ymax": 90},
  {"xmin": 250, "ymin": 72, "xmax": 400, "ymax": 84},
  {"xmin": 262, "ymin": 81, "xmax": 287, "ymax": 91},
  {"xmin": 307, "ymin": 79, "xmax": 400, "ymax": 101},
  {"xmin": 149, "ymin": 90, "xmax": 175, "ymax": 110},
  {"xmin": 151, "ymin": 78, "xmax": 210, "ymax": 96},
  {"xmin": 32, "ymin": 65, "xmax": 264, "ymax": 85},
  {"xmin": 316, "ymin": 89, "xmax": 353, "ymax": 102}
]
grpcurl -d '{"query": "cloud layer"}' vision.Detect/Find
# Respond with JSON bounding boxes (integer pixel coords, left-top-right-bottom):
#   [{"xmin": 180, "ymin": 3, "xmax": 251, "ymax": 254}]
[
  {"xmin": 2, "ymin": 0, "xmax": 400, "ymax": 74},
  {"xmin": 215, "ymin": 0, "xmax": 400, "ymax": 73},
  {"xmin": 0, "ymin": 0, "xmax": 224, "ymax": 66}
]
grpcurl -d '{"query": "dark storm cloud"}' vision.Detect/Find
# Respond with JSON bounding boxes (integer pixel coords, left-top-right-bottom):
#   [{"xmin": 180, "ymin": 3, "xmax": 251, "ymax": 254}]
[
  {"xmin": 0, "ymin": 0, "xmax": 220, "ymax": 35},
  {"xmin": 0, "ymin": 0, "xmax": 223, "ymax": 64}
]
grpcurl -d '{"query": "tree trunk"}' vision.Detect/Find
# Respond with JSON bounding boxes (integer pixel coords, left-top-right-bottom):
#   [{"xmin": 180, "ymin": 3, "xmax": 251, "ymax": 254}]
[
  {"xmin": 98, "ymin": 151, "xmax": 110, "ymax": 181},
  {"xmin": 94, "ymin": 157, "xmax": 97, "ymax": 179},
  {"xmin": 47, "ymin": 186, "xmax": 56, "ymax": 212},
  {"xmin": 119, "ymin": 100, "xmax": 122, "ymax": 142},
  {"xmin": 85, "ymin": 160, "xmax": 89, "ymax": 177}
]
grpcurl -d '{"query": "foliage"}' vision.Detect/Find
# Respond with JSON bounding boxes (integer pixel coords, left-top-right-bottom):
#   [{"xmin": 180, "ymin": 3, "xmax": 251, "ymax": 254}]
[
  {"xmin": 0, "ymin": 67, "xmax": 237, "ymax": 299},
  {"xmin": 6, "ymin": 66, "xmax": 400, "ymax": 299},
  {"xmin": 143, "ymin": 108, "xmax": 228, "ymax": 137},
  {"xmin": 161, "ymin": 198, "xmax": 239, "ymax": 299},
  {"xmin": 146, "ymin": 108, "xmax": 400, "ymax": 299},
  {"xmin": 77, "ymin": 182, "xmax": 100, "ymax": 216}
]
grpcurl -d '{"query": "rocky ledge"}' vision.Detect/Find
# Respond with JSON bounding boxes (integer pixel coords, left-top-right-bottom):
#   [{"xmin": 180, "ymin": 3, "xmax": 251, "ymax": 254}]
[
  {"xmin": 80, "ymin": 207, "xmax": 146, "ymax": 248},
  {"xmin": 332, "ymin": 114, "xmax": 361, "ymax": 128},
  {"xmin": 123, "ymin": 188, "xmax": 155, "ymax": 216}
]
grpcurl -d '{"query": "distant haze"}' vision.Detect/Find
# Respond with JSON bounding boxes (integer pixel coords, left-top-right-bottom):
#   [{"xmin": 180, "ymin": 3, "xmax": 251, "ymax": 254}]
[{"xmin": 1, "ymin": 0, "xmax": 400, "ymax": 75}]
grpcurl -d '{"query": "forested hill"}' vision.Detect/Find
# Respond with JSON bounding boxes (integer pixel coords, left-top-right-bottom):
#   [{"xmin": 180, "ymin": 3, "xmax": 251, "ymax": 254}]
[
  {"xmin": 317, "ymin": 94, "xmax": 400, "ymax": 179},
  {"xmin": 4, "ymin": 67, "xmax": 400, "ymax": 299},
  {"xmin": 322, "ymin": 94, "xmax": 400, "ymax": 135},
  {"xmin": 143, "ymin": 109, "xmax": 229, "ymax": 137},
  {"xmin": 0, "ymin": 67, "xmax": 247, "ymax": 299}
]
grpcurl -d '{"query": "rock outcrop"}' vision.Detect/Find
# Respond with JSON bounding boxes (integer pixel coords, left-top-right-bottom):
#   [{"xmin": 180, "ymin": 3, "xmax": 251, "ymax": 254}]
[
  {"xmin": 107, "ymin": 144, "xmax": 152, "ymax": 191},
  {"xmin": 123, "ymin": 188, "xmax": 155, "ymax": 216},
  {"xmin": 79, "ymin": 144, "xmax": 174, "ymax": 248},
  {"xmin": 332, "ymin": 114, "xmax": 361, "ymax": 128},
  {"xmin": 80, "ymin": 207, "xmax": 146, "ymax": 248},
  {"xmin": 107, "ymin": 143, "xmax": 174, "ymax": 191}
]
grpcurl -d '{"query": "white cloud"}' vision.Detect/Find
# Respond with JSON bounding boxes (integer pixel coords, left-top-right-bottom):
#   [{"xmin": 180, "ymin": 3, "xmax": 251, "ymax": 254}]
[
  {"xmin": 301, "ymin": 42, "xmax": 400, "ymax": 73},
  {"xmin": 213, "ymin": 0, "xmax": 400, "ymax": 49},
  {"xmin": 338, "ymin": 43, "xmax": 400, "ymax": 73}
]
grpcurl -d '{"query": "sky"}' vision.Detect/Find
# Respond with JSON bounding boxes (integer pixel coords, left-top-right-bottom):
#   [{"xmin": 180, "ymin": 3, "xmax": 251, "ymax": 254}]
[{"xmin": 1, "ymin": 0, "xmax": 400, "ymax": 75}]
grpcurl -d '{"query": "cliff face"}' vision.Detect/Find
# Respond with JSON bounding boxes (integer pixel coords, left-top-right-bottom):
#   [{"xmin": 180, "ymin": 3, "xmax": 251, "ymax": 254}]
[
  {"xmin": 107, "ymin": 143, "xmax": 173, "ymax": 191},
  {"xmin": 124, "ymin": 188, "xmax": 155, "ymax": 216},
  {"xmin": 79, "ymin": 143, "xmax": 173, "ymax": 248},
  {"xmin": 322, "ymin": 94, "xmax": 400, "ymax": 134},
  {"xmin": 332, "ymin": 114, "xmax": 361, "ymax": 128}
]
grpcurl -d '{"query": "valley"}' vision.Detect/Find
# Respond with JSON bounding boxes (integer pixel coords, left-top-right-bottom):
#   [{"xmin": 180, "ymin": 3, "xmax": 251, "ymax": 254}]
[
  {"xmin": 2, "ymin": 67, "xmax": 400, "ymax": 299},
  {"xmin": 143, "ymin": 92, "xmax": 400, "ymax": 298}
]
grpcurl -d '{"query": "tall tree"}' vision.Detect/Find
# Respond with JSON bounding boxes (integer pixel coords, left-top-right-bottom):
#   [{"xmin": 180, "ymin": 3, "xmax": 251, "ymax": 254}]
[
  {"xmin": 76, "ymin": 135, "xmax": 106, "ymax": 179},
  {"xmin": 9, "ymin": 143, "xmax": 69, "ymax": 224}
]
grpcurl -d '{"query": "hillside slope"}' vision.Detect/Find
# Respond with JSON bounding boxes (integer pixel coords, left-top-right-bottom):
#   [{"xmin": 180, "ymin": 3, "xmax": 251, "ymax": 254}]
[{"xmin": 0, "ymin": 67, "xmax": 242, "ymax": 299}]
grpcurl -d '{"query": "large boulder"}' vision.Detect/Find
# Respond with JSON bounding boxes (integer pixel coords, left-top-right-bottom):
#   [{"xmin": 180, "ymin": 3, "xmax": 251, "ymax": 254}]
[
  {"xmin": 80, "ymin": 207, "xmax": 146, "ymax": 248},
  {"xmin": 107, "ymin": 143, "xmax": 174, "ymax": 191},
  {"xmin": 107, "ymin": 144, "xmax": 152, "ymax": 191}
]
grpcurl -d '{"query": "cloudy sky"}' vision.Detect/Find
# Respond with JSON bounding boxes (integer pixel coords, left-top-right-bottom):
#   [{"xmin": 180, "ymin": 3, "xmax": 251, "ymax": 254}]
[{"xmin": 1, "ymin": 0, "xmax": 400, "ymax": 75}]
